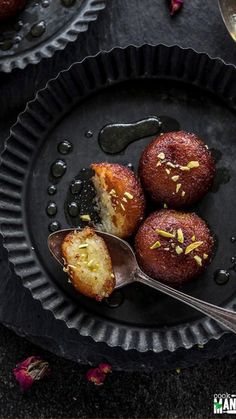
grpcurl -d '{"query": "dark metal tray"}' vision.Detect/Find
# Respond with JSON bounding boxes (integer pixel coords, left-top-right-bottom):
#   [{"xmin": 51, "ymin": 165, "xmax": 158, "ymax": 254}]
[
  {"xmin": 0, "ymin": 0, "xmax": 106, "ymax": 72},
  {"xmin": 1, "ymin": 44, "xmax": 236, "ymax": 353}
]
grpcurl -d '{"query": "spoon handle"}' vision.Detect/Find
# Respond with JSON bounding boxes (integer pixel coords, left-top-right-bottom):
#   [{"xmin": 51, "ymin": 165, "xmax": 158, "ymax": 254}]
[{"xmin": 136, "ymin": 269, "xmax": 236, "ymax": 334}]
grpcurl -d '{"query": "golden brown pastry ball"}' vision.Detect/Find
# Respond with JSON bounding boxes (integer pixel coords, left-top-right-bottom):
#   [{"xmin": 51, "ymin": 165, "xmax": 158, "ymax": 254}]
[
  {"xmin": 139, "ymin": 131, "xmax": 215, "ymax": 208},
  {"xmin": 135, "ymin": 210, "xmax": 214, "ymax": 285}
]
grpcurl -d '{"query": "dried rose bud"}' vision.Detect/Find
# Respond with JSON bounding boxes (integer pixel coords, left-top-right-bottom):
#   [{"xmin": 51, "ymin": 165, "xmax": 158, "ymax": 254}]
[
  {"xmin": 98, "ymin": 363, "xmax": 112, "ymax": 374},
  {"xmin": 86, "ymin": 367, "xmax": 106, "ymax": 386},
  {"xmin": 13, "ymin": 356, "xmax": 50, "ymax": 392},
  {"xmin": 170, "ymin": 0, "xmax": 183, "ymax": 16}
]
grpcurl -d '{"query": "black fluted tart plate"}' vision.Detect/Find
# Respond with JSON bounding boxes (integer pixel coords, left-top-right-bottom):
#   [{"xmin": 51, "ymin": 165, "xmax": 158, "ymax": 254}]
[
  {"xmin": 0, "ymin": 0, "xmax": 106, "ymax": 72},
  {"xmin": 1, "ymin": 44, "xmax": 236, "ymax": 353}
]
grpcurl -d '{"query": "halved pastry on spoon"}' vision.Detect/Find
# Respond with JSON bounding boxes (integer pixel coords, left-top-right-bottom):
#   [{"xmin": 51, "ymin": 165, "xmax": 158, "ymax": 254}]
[{"xmin": 61, "ymin": 227, "xmax": 115, "ymax": 301}]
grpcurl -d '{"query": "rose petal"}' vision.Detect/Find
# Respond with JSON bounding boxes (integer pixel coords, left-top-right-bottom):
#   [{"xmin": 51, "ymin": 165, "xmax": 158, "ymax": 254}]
[
  {"xmin": 86, "ymin": 368, "xmax": 106, "ymax": 386},
  {"xmin": 13, "ymin": 356, "xmax": 50, "ymax": 392},
  {"xmin": 99, "ymin": 363, "xmax": 112, "ymax": 374},
  {"xmin": 13, "ymin": 370, "xmax": 34, "ymax": 392},
  {"xmin": 170, "ymin": 0, "xmax": 183, "ymax": 16}
]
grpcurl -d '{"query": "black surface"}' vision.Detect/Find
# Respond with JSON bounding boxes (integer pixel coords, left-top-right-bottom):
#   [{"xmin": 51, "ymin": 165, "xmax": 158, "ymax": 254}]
[
  {"xmin": 0, "ymin": 0, "xmax": 236, "ymax": 417},
  {"xmin": 0, "ymin": 323, "xmax": 235, "ymax": 419},
  {"xmin": 2, "ymin": 44, "xmax": 236, "ymax": 354}
]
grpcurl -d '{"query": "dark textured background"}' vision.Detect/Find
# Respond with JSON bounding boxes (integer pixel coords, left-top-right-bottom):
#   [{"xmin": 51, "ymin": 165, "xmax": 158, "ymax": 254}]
[{"xmin": 0, "ymin": 0, "xmax": 236, "ymax": 417}]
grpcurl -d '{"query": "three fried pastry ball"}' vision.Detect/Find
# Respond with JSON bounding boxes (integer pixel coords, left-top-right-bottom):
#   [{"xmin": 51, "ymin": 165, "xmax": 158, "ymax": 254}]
[{"xmin": 61, "ymin": 131, "xmax": 215, "ymax": 299}]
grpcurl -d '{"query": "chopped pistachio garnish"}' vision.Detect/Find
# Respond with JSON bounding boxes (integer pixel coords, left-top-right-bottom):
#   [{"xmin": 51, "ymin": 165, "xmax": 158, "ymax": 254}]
[
  {"xmin": 156, "ymin": 161, "xmax": 162, "ymax": 167},
  {"xmin": 181, "ymin": 190, "xmax": 186, "ymax": 197},
  {"xmin": 78, "ymin": 243, "xmax": 88, "ymax": 249},
  {"xmin": 124, "ymin": 192, "xmax": 134, "ymax": 200},
  {"xmin": 187, "ymin": 161, "xmax": 200, "ymax": 169},
  {"xmin": 164, "ymin": 247, "xmax": 170, "ymax": 251},
  {"xmin": 156, "ymin": 229, "xmax": 175, "ymax": 238},
  {"xmin": 171, "ymin": 175, "xmax": 179, "ymax": 182},
  {"xmin": 120, "ymin": 203, "xmax": 126, "ymax": 211},
  {"xmin": 87, "ymin": 259, "xmax": 95, "ymax": 268},
  {"xmin": 63, "ymin": 266, "xmax": 69, "ymax": 273},
  {"xmin": 175, "ymin": 245, "xmax": 183, "ymax": 255},
  {"xmin": 176, "ymin": 183, "xmax": 182, "ymax": 193},
  {"xmin": 167, "ymin": 162, "xmax": 176, "ymax": 168},
  {"xmin": 157, "ymin": 152, "xmax": 165, "ymax": 160},
  {"xmin": 179, "ymin": 165, "xmax": 190, "ymax": 171},
  {"xmin": 185, "ymin": 241, "xmax": 203, "ymax": 254},
  {"xmin": 191, "ymin": 235, "xmax": 196, "ymax": 241},
  {"xmin": 163, "ymin": 203, "xmax": 168, "ymax": 209},
  {"xmin": 177, "ymin": 228, "xmax": 184, "ymax": 244},
  {"xmin": 109, "ymin": 189, "xmax": 116, "ymax": 196},
  {"xmin": 198, "ymin": 344, "xmax": 204, "ymax": 349},
  {"xmin": 150, "ymin": 240, "xmax": 161, "ymax": 250},
  {"xmin": 171, "ymin": 243, "xmax": 175, "ymax": 248},
  {"xmin": 176, "ymin": 368, "xmax": 181, "ymax": 374},
  {"xmin": 87, "ymin": 260, "xmax": 99, "ymax": 271},
  {"xmin": 203, "ymin": 253, "xmax": 208, "ymax": 260},
  {"xmin": 166, "ymin": 169, "xmax": 171, "ymax": 175},
  {"xmin": 80, "ymin": 214, "xmax": 91, "ymax": 221},
  {"xmin": 122, "ymin": 197, "xmax": 128, "ymax": 203},
  {"xmin": 111, "ymin": 273, "xmax": 115, "ymax": 278},
  {"xmin": 194, "ymin": 255, "xmax": 202, "ymax": 266}
]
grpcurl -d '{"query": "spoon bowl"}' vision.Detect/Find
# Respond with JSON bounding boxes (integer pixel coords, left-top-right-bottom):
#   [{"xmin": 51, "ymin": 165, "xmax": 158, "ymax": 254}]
[{"xmin": 48, "ymin": 228, "xmax": 236, "ymax": 334}]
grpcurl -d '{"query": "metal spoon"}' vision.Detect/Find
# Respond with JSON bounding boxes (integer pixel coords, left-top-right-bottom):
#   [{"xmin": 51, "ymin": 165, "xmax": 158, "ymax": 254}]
[
  {"xmin": 48, "ymin": 228, "xmax": 236, "ymax": 334},
  {"xmin": 219, "ymin": 0, "xmax": 236, "ymax": 42}
]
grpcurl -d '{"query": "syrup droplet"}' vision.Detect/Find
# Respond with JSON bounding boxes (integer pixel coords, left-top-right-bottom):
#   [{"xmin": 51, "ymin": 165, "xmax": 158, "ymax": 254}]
[
  {"xmin": 30, "ymin": 21, "xmax": 46, "ymax": 38},
  {"xmin": 13, "ymin": 35, "xmax": 22, "ymax": 45},
  {"xmin": 58, "ymin": 140, "xmax": 73, "ymax": 155},
  {"xmin": 65, "ymin": 168, "xmax": 100, "ymax": 227},
  {"xmin": 42, "ymin": 0, "xmax": 50, "ymax": 7},
  {"xmin": 49, "ymin": 221, "xmax": 61, "ymax": 232},
  {"xmin": 70, "ymin": 179, "xmax": 83, "ymax": 195},
  {"xmin": 51, "ymin": 159, "xmax": 67, "ymax": 178},
  {"xmin": 231, "ymin": 256, "xmax": 236, "ymax": 263},
  {"xmin": 46, "ymin": 202, "xmax": 57, "ymax": 216},
  {"xmin": 47, "ymin": 185, "xmax": 57, "ymax": 195},
  {"xmin": 99, "ymin": 117, "xmax": 161, "ymax": 154},
  {"xmin": 85, "ymin": 130, "xmax": 93, "ymax": 138},
  {"xmin": 214, "ymin": 269, "xmax": 230, "ymax": 285},
  {"xmin": 106, "ymin": 290, "xmax": 124, "ymax": 308},
  {"xmin": 126, "ymin": 163, "xmax": 134, "ymax": 171},
  {"xmin": 0, "ymin": 40, "xmax": 13, "ymax": 51},
  {"xmin": 231, "ymin": 236, "xmax": 236, "ymax": 243},
  {"xmin": 68, "ymin": 202, "xmax": 79, "ymax": 217}
]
